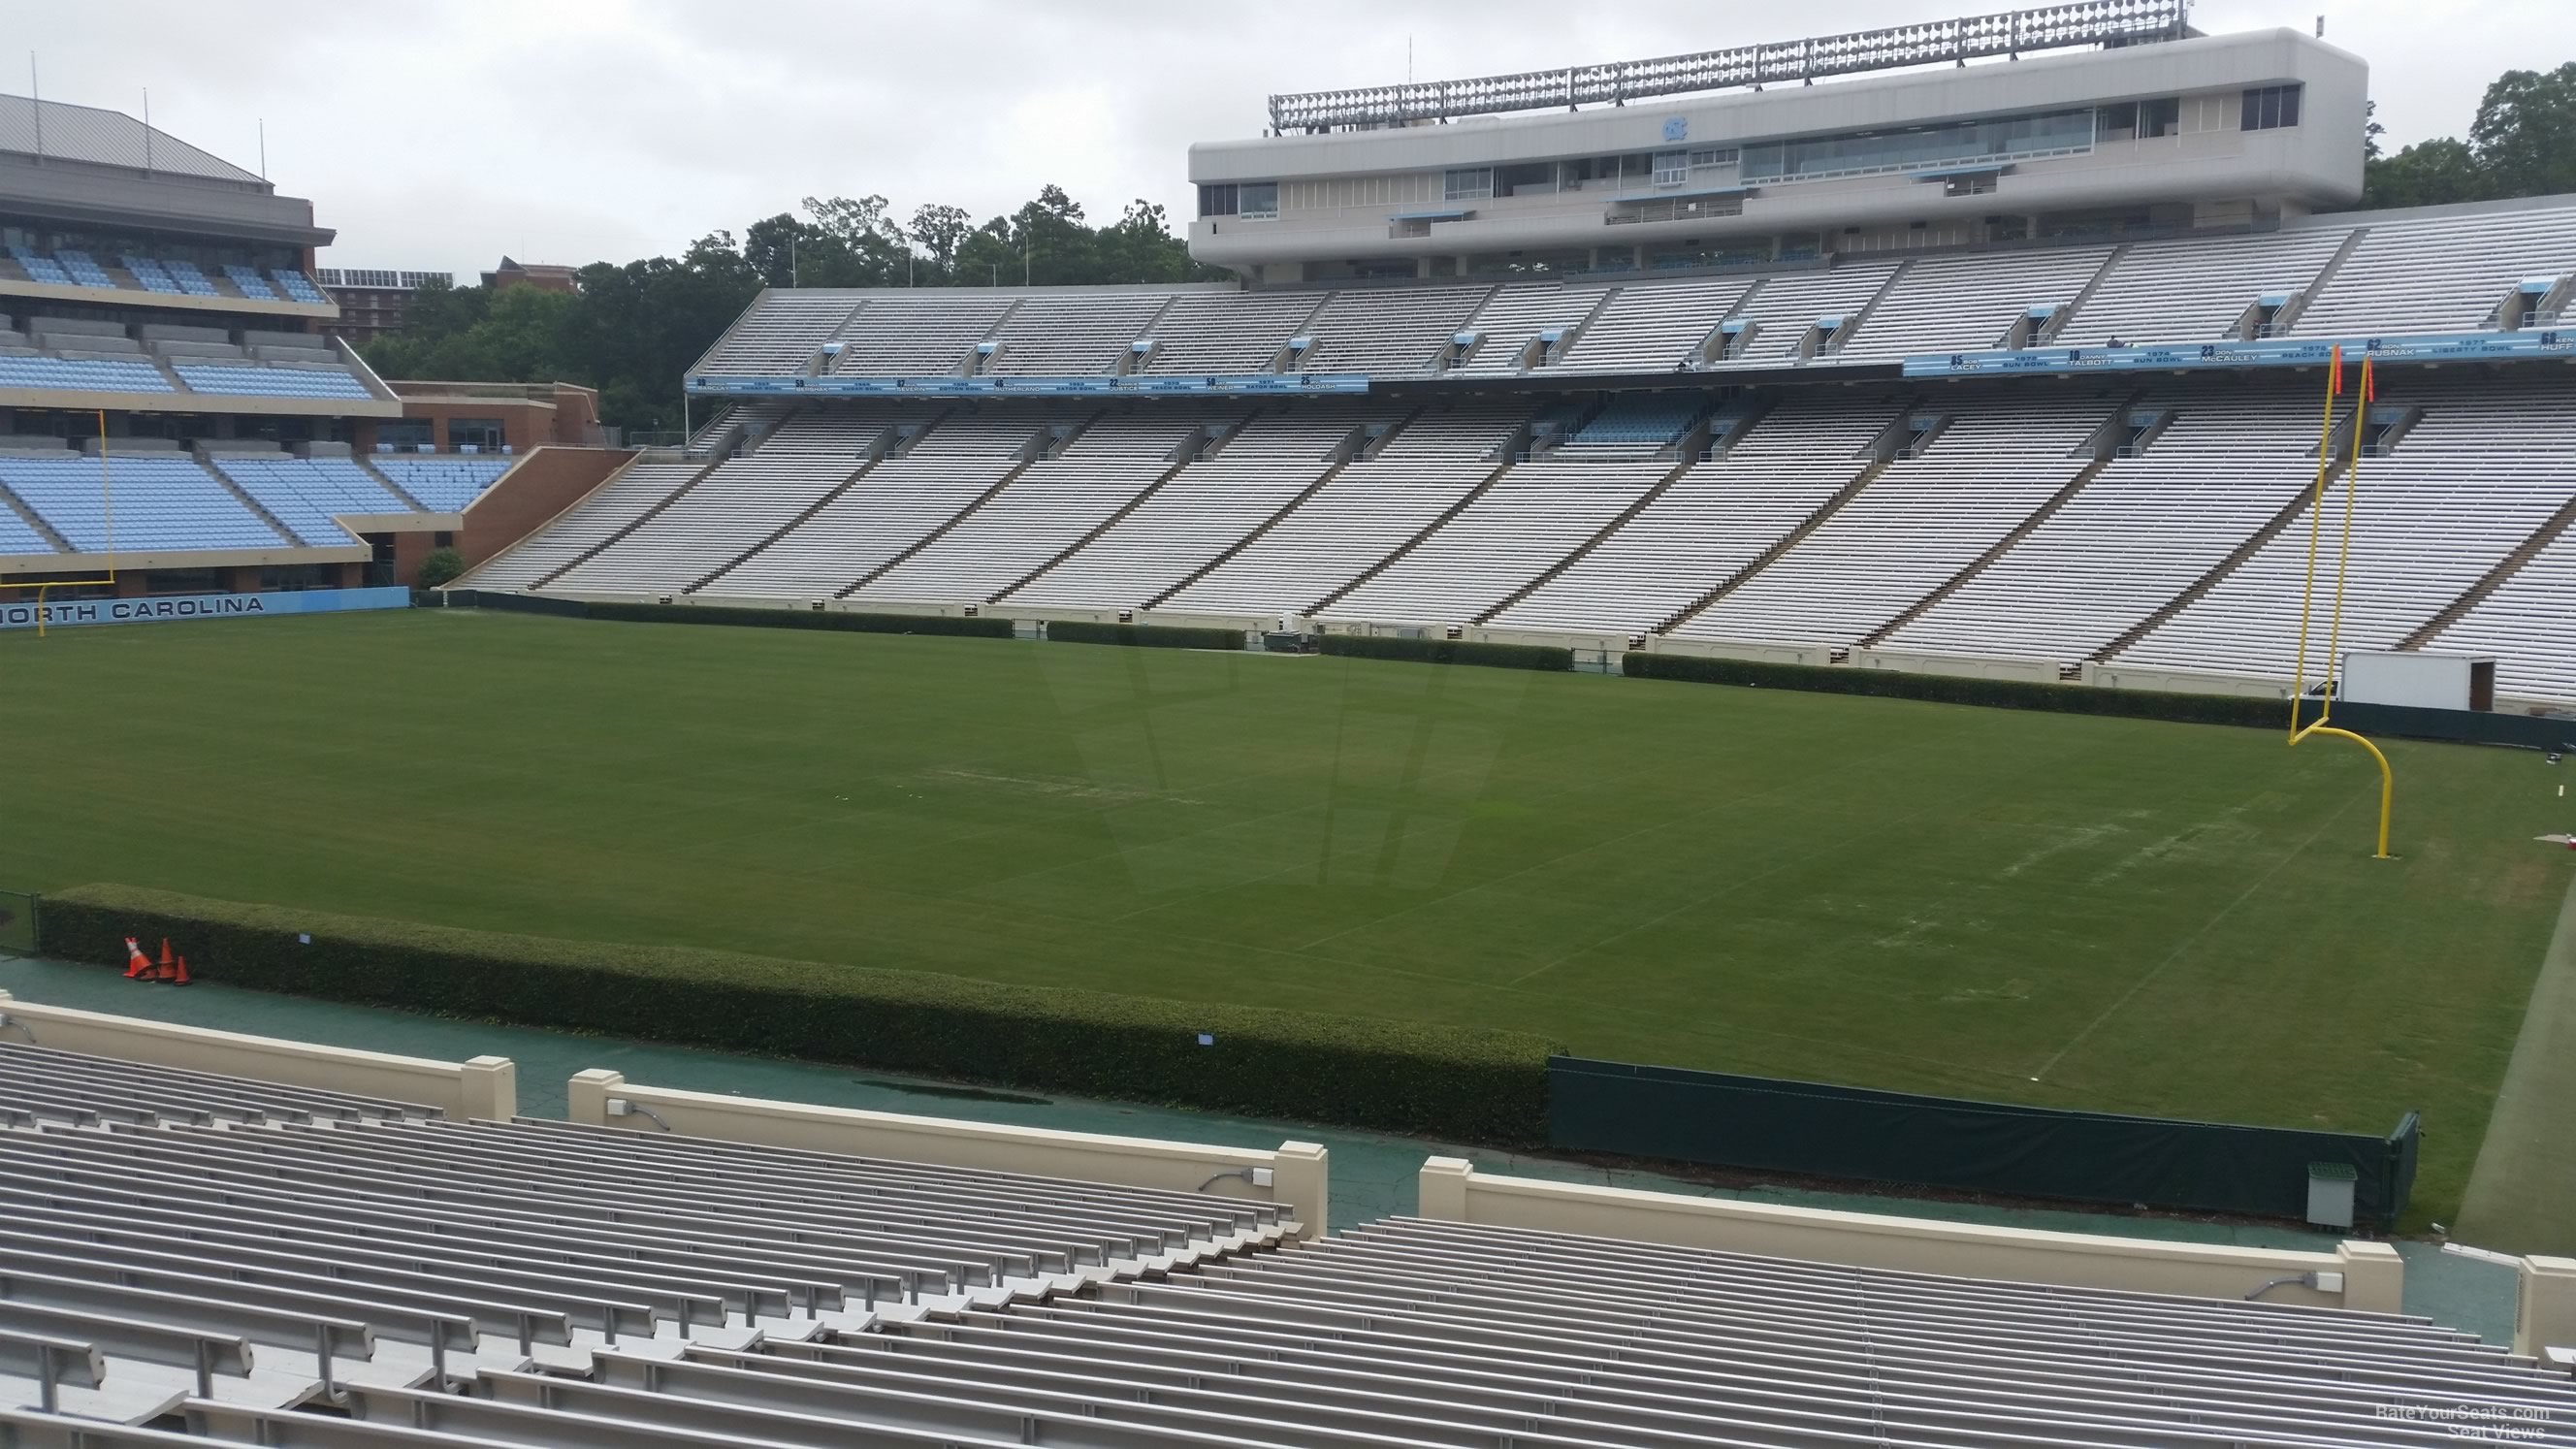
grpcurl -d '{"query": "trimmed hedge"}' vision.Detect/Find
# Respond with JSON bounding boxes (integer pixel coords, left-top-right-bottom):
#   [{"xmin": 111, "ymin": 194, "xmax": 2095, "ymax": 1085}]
[
  {"xmin": 1046, "ymin": 621, "xmax": 1244, "ymax": 651},
  {"xmin": 584, "ymin": 601, "xmax": 1014, "ymax": 638},
  {"xmin": 1321, "ymin": 634, "xmax": 1573, "ymax": 672},
  {"xmin": 1621, "ymin": 652, "xmax": 2282, "ymax": 728},
  {"xmin": 38, "ymin": 885, "xmax": 1556, "ymax": 1143}
]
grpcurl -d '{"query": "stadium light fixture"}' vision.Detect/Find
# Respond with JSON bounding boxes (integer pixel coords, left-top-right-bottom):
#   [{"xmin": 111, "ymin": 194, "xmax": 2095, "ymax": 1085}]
[{"xmin": 1268, "ymin": 0, "xmax": 2191, "ymax": 131}]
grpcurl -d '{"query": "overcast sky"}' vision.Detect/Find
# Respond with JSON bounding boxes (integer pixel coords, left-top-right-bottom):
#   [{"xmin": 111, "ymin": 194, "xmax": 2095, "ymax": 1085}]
[{"xmin": 6, "ymin": 0, "xmax": 2557, "ymax": 279}]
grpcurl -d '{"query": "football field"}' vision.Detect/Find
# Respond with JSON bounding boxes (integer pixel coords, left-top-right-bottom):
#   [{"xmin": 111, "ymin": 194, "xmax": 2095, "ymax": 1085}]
[{"xmin": 2, "ymin": 608, "xmax": 2566, "ymax": 1223}]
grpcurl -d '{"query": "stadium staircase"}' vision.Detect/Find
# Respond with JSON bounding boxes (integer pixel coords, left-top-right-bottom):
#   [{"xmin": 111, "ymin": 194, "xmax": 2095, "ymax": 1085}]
[
  {"xmin": 1819, "ymin": 261, "xmax": 1914, "ymax": 357},
  {"xmin": 1140, "ymin": 407, "xmax": 1418, "ymax": 610},
  {"xmin": 2397, "ymin": 489, "xmax": 2576, "ymax": 650},
  {"xmin": 1302, "ymin": 454, "xmax": 1518, "ymax": 616},
  {"xmin": 831, "ymin": 421, "xmax": 1059, "ymax": 598},
  {"xmin": 194, "ymin": 454, "xmax": 304, "ymax": 547},
  {"xmin": 1653, "ymin": 402, "xmax": 1915, "ymax": 633},
  {"xmin": 2271, "ymin": 230, "xmax": 2370, "ymax": 333},
  {"xmin": 1469, "ymin": 399, "xmax": 1737, "ymax": 626},
  {"xmin": 0, "ymin": 479, "xmax": 73, "ymax": 552},
  {"xmin": 685, "ymin": 416, "xmax": 926, "ymax": 594},
  {"xmin": 982, "ymin": 415, "xmax": 1224, "ymax": 602},
  {"xmin": 1858, "ymin": 392, "xmax": 2143, "ymax": 646},
  {"xmin": 526, "ymin": 451, "xmax": 729, "ymax": 590},
  {"xmin": 2038, "ymin": 242, "xmax": 2132, "ymax": 341},
  {"xmin": 355, "ymin": 455, "xmax": 430, "ymax": 512},
  {"xmin": 2088, "ymin": 402, "xmax": 2366, "ymax": 662}
]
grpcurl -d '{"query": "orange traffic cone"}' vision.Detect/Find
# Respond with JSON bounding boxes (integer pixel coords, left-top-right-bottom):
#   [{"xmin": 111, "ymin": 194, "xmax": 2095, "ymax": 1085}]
[
  {"xmin": 166, "ymin": 953, "xmax": 190, "ymax": 986},
  {"xmin": 149, "ymin": 940, "xmax": 177, "ymax": 985},
  {"xmin": 123, "ymin": 937, "xmax": 152, "ymax": 979}
]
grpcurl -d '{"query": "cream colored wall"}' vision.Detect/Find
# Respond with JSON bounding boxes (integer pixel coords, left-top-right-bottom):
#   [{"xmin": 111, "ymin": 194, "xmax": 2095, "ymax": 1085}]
[
  {"xmin": 1418, "ymin": 1158, "xmax": 2403, "ymax": 1312},
  {"xmin": 0, "ymin": 990, "xmax": 515, "ymax": 1118},
  {"xmin": 567, "ymin": 1070, "xmax": 1327, "ymax": 1239},
  {"xmin": 2518, "ymin": 1256, "xmax": 2576, "ymax": 1359}
]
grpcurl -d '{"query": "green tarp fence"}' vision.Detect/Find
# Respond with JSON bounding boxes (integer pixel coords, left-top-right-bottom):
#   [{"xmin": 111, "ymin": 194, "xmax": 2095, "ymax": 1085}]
[{"xmin": 1549, "ymin": 1055, "xmax": 2418, "ymax": 1229}]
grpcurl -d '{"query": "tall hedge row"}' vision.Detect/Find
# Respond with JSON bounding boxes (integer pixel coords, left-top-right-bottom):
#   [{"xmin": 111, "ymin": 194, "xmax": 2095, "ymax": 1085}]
[
  {"xmin": 583, "ymin": 601, "xmax": 1014, "ymax": 638},
  {"xmin": 38, "ymin": 885, "xmax": 1555, "ymax": 1143},
  {"xmin": 1621, "ymin": 653, "xmax": 2283, "ymax": 728},
  {"xmin": 1046, "ymin": 621, "xmax": 1244, "ymax": 651},
  {"xmin": 1320, "ymin": 634, "xmax": 1573, "ymax": 672}
]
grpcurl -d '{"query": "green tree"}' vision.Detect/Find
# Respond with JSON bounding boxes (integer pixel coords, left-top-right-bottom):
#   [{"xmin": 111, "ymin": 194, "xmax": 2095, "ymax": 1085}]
[
  {"xmin": 2362, "ymin": 137, "xmax": 2488, "ymax": 210},
  {"xmin": 908, "ymin": 204, "xmax": 972, "ymax": 281},
  {"xmin": 2467, "ymin": 62, "xmax": 2576, "ymax": 199}
]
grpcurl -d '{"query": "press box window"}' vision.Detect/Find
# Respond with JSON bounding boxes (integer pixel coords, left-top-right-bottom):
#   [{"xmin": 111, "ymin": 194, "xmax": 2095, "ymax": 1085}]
[
  {"xmin": 1237, "ymin": 182, "xmax": 1279, "ymax": 220},
  {"xmin": 2242, "ymin": 84, "xmax": 2302, "ymax": 131},
  {"xmin": 1197, "ymin": 183, "xmax": 1239, "ymax": 218},
  {"xmin": 1444, "ymin": 168, "xmax": 1494, "ymax": 202}
]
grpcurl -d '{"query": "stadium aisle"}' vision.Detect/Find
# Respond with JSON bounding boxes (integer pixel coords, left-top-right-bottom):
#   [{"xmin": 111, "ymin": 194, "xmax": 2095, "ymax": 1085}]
[{"xmin": 0, "ymin": 949, "xmax": 2519, "ymax": 1342}]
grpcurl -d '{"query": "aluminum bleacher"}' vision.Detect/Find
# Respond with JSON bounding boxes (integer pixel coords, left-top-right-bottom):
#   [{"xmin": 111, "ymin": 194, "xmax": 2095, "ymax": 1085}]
[
  {"xmin": 1553, "ymin": 275, "xmax": 1754, "ymax": 372},
  {"xmin": 462, "ymin": 462, "xmax": 707, "ymax": 591},
  {"xmin": 1834, "ymin": 244, "xmax": 2113, "ymax": 360},
  {"xmin": 1678, "ymin": 395, "xmax": 2108, "ymax": 646},
  {"xmin": 701, "ymin": 410, "xmax": 1031, "ymax": 598},
  {"xmin": 1450, "ymin": 281, "xmax": 1612, "ymax": 375},
  {"xmin": 2289, "ymin": 205, "xmax": 2576, "ymax": 338},
  {"xmin": 2051, "ymin": 228, "xmax": 2356, "ymax": 345},
  {"xmin": 2429, "ymin": 526, "xmax": 2576, "ymax": 702},
  {"xmin": 2115, "ymin": 381, "xmax": 2576, "ymax": 683},
  {"xmin": 1712, "ymin": 261, "xmax": 1900, "ymax": 365},
  {"xmin": 830, "ymin": 294, "xmax": 1018, "ymax": 376},
  {"xmin": 1296, "ymin": 284, "xmax": 1492, "ymax": 373},
  {"xmin": 853, "ymin": 412, "xmax": 1205, "ymax": 604},
  {"xmin": 1324, "ymin": 456, "xmax": 1676, "ymax": 627},
  {"xmin": 1495, "ymin": 395, "xmax": 1895, "ymax": 634},
  {"xmin": 1004, "ymin": 407, "xmax": 1367, "ymax": 608},
  {"xmin": 1138, "ymin": 291, "xmax": 1322, "ymax": 374},
  {"xmin": 984, "ymin": 292, "xmax": 1171, "ymax": 376},
  {"xmin": 553, "ymin": 413, "xmax": 886, "ymax": 595},
  {"xmin": 1886, "ymin": 391, "xmax": 2325, "ymax": 663},
  {"xmin": 692, "ymin": 291, "xmax": 863, "ymax": 376},
  {"xmin": 1160, "ymin": 404, "xmax": 1527, "ymax": 616}
]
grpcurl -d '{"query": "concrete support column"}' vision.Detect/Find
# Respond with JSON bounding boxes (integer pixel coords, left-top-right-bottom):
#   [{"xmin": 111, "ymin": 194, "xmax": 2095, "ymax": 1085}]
[
  {"xmin": 2334, "ymin": 1240, "xmax": 2405, "ymax": 1314},
  {"xmin": 565, "ymin": 1068, "xmax": 624, "ymax": 1127},
  {"xmin": 2517, "ymin": 1255, "xmax": 2576, "ymax": 1360},
  {"xmin": 1272, "ymin": 1142, "xmax": 1329, "ymax": 1240},
  {"xmin": 1418, "ymin": 1156, "xmax": 1474, "ymax": 1220},
  {"xmin": 458, "ymin": 1055, "xmax": 517, "ymax": 1120}
]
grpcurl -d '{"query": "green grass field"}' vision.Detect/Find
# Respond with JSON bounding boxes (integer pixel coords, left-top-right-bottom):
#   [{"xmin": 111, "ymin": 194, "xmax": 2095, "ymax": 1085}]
[{"xmin": 3, "ymin": 609, "xmax": 2566, "ymax": 1222}]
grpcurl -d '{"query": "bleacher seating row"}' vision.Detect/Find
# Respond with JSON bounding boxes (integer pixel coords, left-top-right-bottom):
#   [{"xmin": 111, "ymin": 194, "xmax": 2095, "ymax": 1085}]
[
  {"xmin": 1, "ymin": 247, "xmax": 329, "ymax": 306},
  {"xmin": 467, "ymin": 373, "xmax": 2576, "ymax": 702},
  {"xmin": 690, "ymin": 198, "xmax": 2576, "ymax": 384},
  {"xmin": 2, "ymin": 1041, "xmax": 2566, "ymax": 1446},
  {"xmin": 0, "ymin": 442, "xmax": 515, "ymax": 556},
  {"xmin": 0, "ymin": 312, "xmax": 375, "ymax": 401}
]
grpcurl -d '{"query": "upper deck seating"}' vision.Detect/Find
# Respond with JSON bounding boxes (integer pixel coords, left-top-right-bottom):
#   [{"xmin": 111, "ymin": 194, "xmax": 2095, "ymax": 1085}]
[
  {"xmin": 1834, "ymin": 246, "xmax": 2113, "ymax": 360},
  {"xmin": 1449, "ymin": 282, "xmax": 1612, "ymax": 375},
  {"xmin": 692, "ymin": 291, "xmax": 863, "ymax": 375},
  {"xmin": 1710, "ymin": 263, "xmax": 1901, "ymax": 366},
  {"xmin": 1552, "ymin": 276, "xmax": 1755, "ymax": 372},
  {"xmin": 371, "ymin": 457, "xmax": 513, "ymax": 513},
  {"xmin": 2052, "ymin": 228, "xmax": 2355, "ymax": 345},
  {"xmin": 1138, "ymin": 291, "xmax": 1324, "ymax": 374},
  {"xmin": 1296, "ymin": 285, "xmax": 1491, "ymax": 373},
  {"xmin": 0, "ymin": 454, "xmax": 284, "ymax": 552},
  {"xmin": 2291, "ymin": 205, "xmax": 2576, "ymax": 336},
  {"xmin": 982, "ymin": 292, "xmax": 1169, "ymax": 375},
  {"xmin": 828, "ymin": 294, "xmax": 1018, "ymax": 376}
]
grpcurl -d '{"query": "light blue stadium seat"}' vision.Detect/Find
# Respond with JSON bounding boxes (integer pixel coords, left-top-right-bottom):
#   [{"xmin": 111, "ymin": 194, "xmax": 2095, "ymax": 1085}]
[
  {"xmin": 271, "ymin": 270, "xmax": 328, "ymax": 305},
  {"xmin": 0, "ymin": 358, "xmax": 176, "ymax": 394},
  {"xmin": 221, "ymin": 265, "xmax": 279, "ymax": 301},
  {"xmin": 1569, "ymin": 394, "xmax": 1708, "ymax": 447},
  {"xmin": 0, "ymin": 456, "xmax": 286, "ymax": 552},
  {"xmin": 122, "ymin": 256, "xmax": 182, "ymax": 294},
  {"xmin": 50, "ymin": 250, "xmax": 120, "ymax": 289},
  {"xmin": 210, "ymin": 457, "xmax": 413, "ymax": 545},
  {"xmin": 162, "ymin": 260, "xmax": 221, "ymax": 297},
  {"xmin": 175, "ymin": 365, "xmax": 370, "ymax": 401},
  {"xmin": 9, "ymin": 246, "xmax": 74, "ymax": 287},
  {"xmin": 0, "ymin": 502, "xmax": 54, "ymax": 555},
  {"xmin": 372, "ymin": 456, "xmax": 512, "ymax": 511}
]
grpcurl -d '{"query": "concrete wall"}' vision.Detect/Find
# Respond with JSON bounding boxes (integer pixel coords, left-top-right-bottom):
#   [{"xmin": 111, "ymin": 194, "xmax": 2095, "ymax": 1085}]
[
  {"xmin": 568, "ymin": 1070, "xmax": 1328, "ymax": 1238},
  {"xmin": 2080, "ymin": 660, "xmax": 2295, "ymax": 697},
  {"xmin": 2518, "ymin": 1256, "xmax": 2576, "ymax": 1360},
  {"xmin": 1417, "ymin": 1157, "xmax": 2402, "ymax": 1311},
  {"xmin": 454, "ymin": 446, "xmax": 637, "ymax": 571},
  {"xmin": 1854, "ymin": 647, "xmax": 2061, "ymax": 682},
  {"xmin": 0, "ymin": 990, "xmax": 514, "ymax": 1118},
  {"xmin": 1647, "ymin": 635, "xmax": 1835, "ymax": 667}
]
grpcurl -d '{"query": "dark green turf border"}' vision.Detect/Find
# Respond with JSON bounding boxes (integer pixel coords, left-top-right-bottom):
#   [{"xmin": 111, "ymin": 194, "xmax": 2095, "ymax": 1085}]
[
  {"xmin": 1320, "ymin": 635, "xmax": 1573, "ymax": 671},
  {"xmin": 38, "ymin": 884, "xmax": 1556, "ymax": 1143},
  {"xmin": 1622, "ymin": 653, "xmax": 2282, "ymax": 727},
  {"xmin": 1046, "ymin": 621, "xmax": 1244, "ymax": 650}
]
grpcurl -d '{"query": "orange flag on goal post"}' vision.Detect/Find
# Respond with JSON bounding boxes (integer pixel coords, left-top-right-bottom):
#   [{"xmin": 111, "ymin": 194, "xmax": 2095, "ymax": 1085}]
[
  {"xmin": 2329, "ymin": 343, "xmax": 2343, "ymax": 394},
  {"xmin": 2360, "ymin": 354, "xmax": 2375, "ymax": 402}
]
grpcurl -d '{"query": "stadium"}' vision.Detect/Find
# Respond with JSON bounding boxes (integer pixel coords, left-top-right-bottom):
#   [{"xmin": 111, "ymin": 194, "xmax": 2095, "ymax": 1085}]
[{"xmin": 6, "ymin": 3, "xmax": 2576, "ymax": 1442}]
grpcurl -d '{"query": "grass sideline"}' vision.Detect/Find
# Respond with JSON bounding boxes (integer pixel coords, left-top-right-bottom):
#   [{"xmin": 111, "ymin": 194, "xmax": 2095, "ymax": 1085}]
[{"xmin": 2, "ymin": 608, "xmax": 2567, "ymax": 1225}]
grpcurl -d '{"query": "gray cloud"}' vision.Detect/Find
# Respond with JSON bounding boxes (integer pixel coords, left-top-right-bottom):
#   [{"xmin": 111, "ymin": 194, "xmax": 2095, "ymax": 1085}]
[{"xmin": 9, "ymin": 0, "xmax": 2549, "ymax": 279}]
